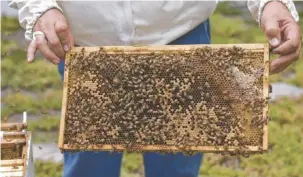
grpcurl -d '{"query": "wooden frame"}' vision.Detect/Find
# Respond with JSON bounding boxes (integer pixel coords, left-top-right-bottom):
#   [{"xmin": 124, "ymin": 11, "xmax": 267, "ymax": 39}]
[
  {"xmin": 0, "ymin": 131, "xmax": 31, "ymax": 177},
  {"xmin": 1, "ymin": 123, "xmax": 28, "ymax": 131},
  {"xmin": 262, "ymin": 44, "xmax": 270, "ymax": 151},
  {"xmin": 59, "ymin": 44, "xmax": 270, "ymax": 153}
]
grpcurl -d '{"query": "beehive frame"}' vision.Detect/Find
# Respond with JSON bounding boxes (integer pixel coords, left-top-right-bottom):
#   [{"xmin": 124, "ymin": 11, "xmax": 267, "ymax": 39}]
[
  {"xmin": 0, "ymin": 131, "xmax": 31, "ymax": 177},
  {"xmin": 59, "ymin": 44, "xmax": 269, "ymax": 154}
]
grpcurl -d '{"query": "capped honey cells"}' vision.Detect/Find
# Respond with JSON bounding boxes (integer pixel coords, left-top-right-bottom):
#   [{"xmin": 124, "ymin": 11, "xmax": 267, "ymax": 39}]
[{"xmin": 59, "ymin": 44, "xmax": 269, "ymax": 156}]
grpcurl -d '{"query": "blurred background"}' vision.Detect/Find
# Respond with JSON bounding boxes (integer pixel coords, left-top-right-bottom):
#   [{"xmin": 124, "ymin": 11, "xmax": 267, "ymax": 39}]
[{"xmin": 1, "ymin": 1, "xmax": 303, "ymax": 177}]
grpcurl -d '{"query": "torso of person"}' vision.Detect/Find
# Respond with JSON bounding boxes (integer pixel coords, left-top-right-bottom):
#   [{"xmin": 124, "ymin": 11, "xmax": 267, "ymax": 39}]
[{"xmin": 57, "ymin": 1, "xmax": 217, "ymax": 46}]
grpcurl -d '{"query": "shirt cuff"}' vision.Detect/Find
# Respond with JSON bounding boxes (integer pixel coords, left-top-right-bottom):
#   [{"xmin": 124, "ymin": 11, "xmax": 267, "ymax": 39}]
[
  {"xmin": 25, "ymin": 5, "xmax": 63, "ymax": 41},
  {"xmin": 258, "ymin": 0, "xmax": 299, "ymax": 24}
]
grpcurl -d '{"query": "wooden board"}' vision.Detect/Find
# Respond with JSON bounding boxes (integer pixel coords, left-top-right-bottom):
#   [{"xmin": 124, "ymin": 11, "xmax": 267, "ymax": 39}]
[
  {"xmin": 59, "ymin": 44, "xmax": 270, "ymax": 155},
  {"xmin": 1, "ymin": 123, "xmax": 27, "ymax": 131},
  {"xmin": 1, "ymin": 131, "xmax": 30, "ymax": 177}
]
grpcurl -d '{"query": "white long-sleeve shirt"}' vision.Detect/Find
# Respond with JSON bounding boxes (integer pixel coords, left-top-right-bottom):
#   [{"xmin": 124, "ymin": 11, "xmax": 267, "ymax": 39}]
[{"xmin": 8, "ymin": 0, "xmax": 299, "ymax": 46}]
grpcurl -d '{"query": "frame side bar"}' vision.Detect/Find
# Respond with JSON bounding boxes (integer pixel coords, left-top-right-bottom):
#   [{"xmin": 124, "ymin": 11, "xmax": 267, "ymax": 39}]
[
  {"xmin": 262, "ymin": 43, "xmax": 270, "ymax": 151},
  {"xmin": 58, "ymin": 51, "xmax": 73, "ymax": 149}
]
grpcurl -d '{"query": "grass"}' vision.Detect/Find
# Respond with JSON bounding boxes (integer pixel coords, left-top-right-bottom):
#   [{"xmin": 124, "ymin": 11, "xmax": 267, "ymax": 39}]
[
  {"xmin": 1, "ymin": 89, "xmax": 62, "ymax": 117},
  {"xmin": 1, "ymin": 16, "xmax": 20, "ymax": 34},
  {"xmin": 210, "ymin": 13, "xmax": 265, "ymax": 44},
  {"xmin": 1, "ymin": 40, "xmax": 18, "ymax": 55},
  {"xmin": 35, "ymin": 160, "xmax": 63, "ymax": 177},
  {"xmin": 1, "ymin": 46, "xmax": 62, "ymax": 91},
  {"xmin": 28, "ymin": 116, "xmax": 60, "ymax": 131},
  {"xmin": 28, "ymin": 115, "xmax": 60, "ymax": 142},
  {"xmin": 121, "ymin": 153, "xmax": 144, "ymax": 177},
  {"xmin": 215, "ymin": 2, "xmax": 242, "ymax": 16},
  {"xmin": 32, "ymin": 131, "xmax": 59, "ymax": 143}
]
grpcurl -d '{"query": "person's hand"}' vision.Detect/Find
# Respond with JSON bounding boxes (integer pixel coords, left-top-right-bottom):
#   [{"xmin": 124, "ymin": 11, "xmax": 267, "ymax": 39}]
[
  {"xmin": 27, "ymin": 9, "xmax": 74, "ymax": 65},
  {"xmin": 260, "ymin": 1, "xmax": 301, "ymax": 74}
]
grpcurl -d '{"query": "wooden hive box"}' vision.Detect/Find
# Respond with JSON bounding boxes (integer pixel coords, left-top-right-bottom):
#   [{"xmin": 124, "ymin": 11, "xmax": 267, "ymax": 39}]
[
  {"xmin": 59, "ymin": 44, "xmax": 269, "ymax": 156},
  {"xmin": 1, "ymin": 123, "xmax": 34, "ymax": 177}
]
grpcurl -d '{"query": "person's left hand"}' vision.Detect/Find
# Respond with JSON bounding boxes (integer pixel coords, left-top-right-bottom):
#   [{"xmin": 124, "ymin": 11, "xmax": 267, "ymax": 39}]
[{"xmin": 260, "ymin": 1, "xmax": 301, "ymax": 74}]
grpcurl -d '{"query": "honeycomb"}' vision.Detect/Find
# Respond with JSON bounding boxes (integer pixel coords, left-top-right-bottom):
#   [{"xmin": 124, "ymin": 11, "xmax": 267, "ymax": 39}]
[
  {"xmin": 1, "ymin": 147, "xmax": 22, "ymax": 160},
  {"xmin": 59, "ymin": 44, "xmax": 269, "ymax": 156}
]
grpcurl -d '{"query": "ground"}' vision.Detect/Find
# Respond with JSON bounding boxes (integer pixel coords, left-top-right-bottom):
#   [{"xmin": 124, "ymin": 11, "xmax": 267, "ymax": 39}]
[{"xmin": 1, "ymin": 2, "xmax": 303, "ymax": 177}]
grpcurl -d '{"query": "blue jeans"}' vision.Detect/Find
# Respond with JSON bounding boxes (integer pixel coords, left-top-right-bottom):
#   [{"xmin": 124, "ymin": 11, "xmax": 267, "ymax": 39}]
[{"xmin": 58, "ymin": 19, "xmax": 211, "ymax": 177}]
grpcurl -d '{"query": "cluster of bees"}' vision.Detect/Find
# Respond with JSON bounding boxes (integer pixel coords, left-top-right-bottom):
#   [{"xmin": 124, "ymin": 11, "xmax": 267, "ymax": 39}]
[
  {"xmin": 63, "ymin": 46, "xmax": 268, "ymax": 156},
  {"xmin": 1, "ymin": 147, "xmax": 22, "ymax": 160}
]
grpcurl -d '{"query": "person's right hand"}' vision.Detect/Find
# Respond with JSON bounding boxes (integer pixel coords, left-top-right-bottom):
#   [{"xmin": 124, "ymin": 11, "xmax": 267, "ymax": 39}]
[{"xmin": 27, "ymin": 9, "xmax": 74, "ymax": 65}]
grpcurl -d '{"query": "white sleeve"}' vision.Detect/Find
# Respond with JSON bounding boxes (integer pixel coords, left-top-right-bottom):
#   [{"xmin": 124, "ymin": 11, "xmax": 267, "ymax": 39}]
[
  {"xmin": 8, "ymin": 0, "xmax": 63, "ymax": 41},
  {"xmin": 247, "ymin": 0, "xmax": 299, "ymax": 25}
]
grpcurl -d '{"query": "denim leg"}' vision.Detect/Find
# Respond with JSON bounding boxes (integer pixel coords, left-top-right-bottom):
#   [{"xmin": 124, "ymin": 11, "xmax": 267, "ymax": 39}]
[
  {"xmin": 58, "ymin": 61, "xmax": 123, "ymax": 177},
  {"xmin": 63, "ymin": 152, "xmax": 123, "ymax": 177},
  {"xmin": 143, "ymin": 152, "xmax": 203, "ymax": 177}
]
